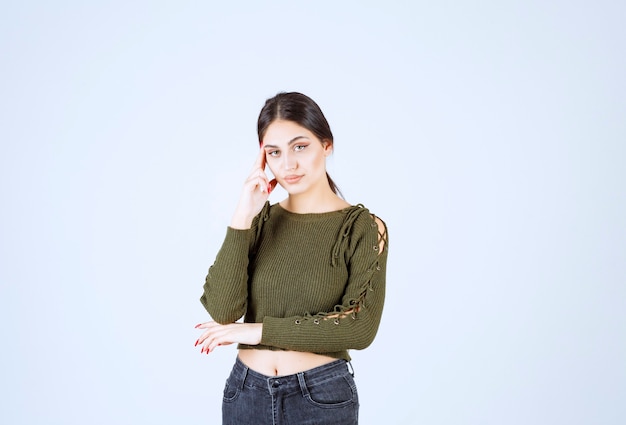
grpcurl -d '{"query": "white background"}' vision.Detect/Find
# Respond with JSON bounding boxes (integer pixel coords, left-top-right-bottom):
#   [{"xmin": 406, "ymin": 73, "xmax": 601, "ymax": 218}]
[{"xmin": 1, "ymin": 1, "xmax": 624, "ymax": 424}]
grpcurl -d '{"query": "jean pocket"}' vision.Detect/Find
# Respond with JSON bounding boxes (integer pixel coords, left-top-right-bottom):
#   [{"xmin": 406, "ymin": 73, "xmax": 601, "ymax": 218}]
[
  {"xmin": 304, "ymin": 374, "xmax": 358, "ymax": 409},
  {"xmin": 222, "ymin": 378, "xmax": 241, "ymax": 403}
]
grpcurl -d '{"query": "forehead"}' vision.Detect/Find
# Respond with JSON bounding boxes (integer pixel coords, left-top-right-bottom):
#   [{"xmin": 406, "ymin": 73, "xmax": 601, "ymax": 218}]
[{"xmin": 263, "ymin": 120, "xmax": 317, "ymax": 145}]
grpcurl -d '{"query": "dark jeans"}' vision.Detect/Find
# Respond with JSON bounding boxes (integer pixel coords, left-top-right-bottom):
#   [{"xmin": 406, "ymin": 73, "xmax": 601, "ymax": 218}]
[{"xmin": 222, "ymin": 357, "xmax": 359, "ymax": 425}]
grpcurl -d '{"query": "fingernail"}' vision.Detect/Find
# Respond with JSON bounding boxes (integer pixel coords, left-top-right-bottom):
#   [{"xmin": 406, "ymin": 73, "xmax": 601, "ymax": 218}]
[
  {"xmin": 194, "ymin": 323, "xmax": 202, "ymax": 328},
  {"xmin": 195, "ymin": 339, "xmax": 199, "ymax": 347}
]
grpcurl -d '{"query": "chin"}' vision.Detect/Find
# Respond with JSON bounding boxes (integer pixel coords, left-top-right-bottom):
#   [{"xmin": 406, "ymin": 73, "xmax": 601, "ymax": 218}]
[{"xmin": 283, "ymin": 186, "xmax": 308, "ymax": 196}]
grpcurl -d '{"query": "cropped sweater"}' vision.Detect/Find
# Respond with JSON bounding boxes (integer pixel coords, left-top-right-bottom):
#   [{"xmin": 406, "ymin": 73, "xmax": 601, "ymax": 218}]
[{"xmin": 200, "ymin": 201, "xmax": 388, "ymax": 361}]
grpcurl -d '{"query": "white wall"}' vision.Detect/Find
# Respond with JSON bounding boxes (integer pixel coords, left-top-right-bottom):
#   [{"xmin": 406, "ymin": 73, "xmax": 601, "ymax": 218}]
[{"xmin": 1, "ymin": 1, "xmax": 624, "ymax": 424}]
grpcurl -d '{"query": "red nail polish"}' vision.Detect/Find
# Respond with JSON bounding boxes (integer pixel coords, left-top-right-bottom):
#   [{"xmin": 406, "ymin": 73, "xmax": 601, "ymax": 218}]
[
  {"xmin": 195, "ymin": 323, "xmax": 202, "ymax": 328},
  {"xmin": 195, "ymin": 339, "xmax": 199, "ymax": 347}
]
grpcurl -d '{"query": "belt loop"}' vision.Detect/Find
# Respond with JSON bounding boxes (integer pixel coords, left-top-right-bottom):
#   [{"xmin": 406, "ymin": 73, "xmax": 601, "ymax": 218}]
[
  {"xmin": 239, "ymin": 362, "xmax": 249, "ymax": 390},
  {"xmin": 347, "ymin": 361, "xmax": 355, "ymax": 377},
  {"xmin": 297, "ymin": 372, "xmax": 310, "ymax": 397}
]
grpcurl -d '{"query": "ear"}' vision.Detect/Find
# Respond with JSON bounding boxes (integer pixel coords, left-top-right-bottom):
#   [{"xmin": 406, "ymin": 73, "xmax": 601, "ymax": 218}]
[{"xmin": 322, "ymin": 139, "xmax": 333, "ymax": 156}]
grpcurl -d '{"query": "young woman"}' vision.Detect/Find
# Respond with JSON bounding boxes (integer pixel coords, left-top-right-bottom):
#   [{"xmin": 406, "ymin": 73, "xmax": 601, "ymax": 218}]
[{"xmin": 195, "ymin": 92, "xmax": 388, "ymax": 425}]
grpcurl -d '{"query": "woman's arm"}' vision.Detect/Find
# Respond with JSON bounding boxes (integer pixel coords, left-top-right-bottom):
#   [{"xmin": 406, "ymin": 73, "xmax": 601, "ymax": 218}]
[
  {"xmin": 195, "ymin": 322, "xmax": 262, "ymax": 354},
  {"xmin": 199, "ymin": 227, "xmax": 253, "ymax": 324},
  {"xmin": 196, "ymin": 211, "xmax": 388, "ymax": 355},
  {"xmin": 197, "ymin": 214, "xmax": 388, "ymax": 354},
  {"xmin": 199, "ymin": 147, "xmax": 275, "ymax": 323},
  {"xmin": 261, "ymin": 215, "xmax": 388, "ymax": 353}
]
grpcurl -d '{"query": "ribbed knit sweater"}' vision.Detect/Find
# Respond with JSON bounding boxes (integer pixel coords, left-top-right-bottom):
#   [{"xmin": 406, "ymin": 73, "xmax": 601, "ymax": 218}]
[{"xmin": 200, "ymin": 201, "xmax": 388, "ymax": 361}]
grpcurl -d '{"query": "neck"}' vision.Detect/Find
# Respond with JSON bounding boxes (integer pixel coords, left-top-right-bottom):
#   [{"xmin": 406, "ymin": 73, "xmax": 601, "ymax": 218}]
[{"xmin": 282, "ymin": 187, "xmax": 348, "ymax": 214}]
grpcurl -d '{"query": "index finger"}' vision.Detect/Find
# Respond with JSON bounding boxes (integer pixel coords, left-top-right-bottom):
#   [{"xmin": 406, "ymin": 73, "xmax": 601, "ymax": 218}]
[{"xmin": 253, "ymin": 145, "xmax": 267, "ymax": 170}]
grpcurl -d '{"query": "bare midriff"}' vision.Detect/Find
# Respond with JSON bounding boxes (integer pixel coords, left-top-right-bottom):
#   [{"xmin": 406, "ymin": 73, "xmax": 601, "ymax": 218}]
[{"xmin": 237, "ymin": 349, "xmax": 337, "ymax": 377}]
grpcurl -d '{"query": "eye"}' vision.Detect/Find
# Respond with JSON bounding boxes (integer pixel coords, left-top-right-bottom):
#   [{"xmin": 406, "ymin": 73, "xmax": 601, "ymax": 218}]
[
  {"xmin": 268, "ymin": 150, "xmax": 280, "ymax": 157},
  {"xmin": 294, "ymin": 144, "xmax": 307, "ymax": 152}
]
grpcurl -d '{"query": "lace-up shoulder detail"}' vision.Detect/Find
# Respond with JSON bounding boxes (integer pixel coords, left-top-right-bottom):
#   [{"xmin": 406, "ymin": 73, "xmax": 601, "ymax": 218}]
[
  {"xmin": 373, "ymin": 214, "xmax": 388, "ymax": 254},
  {"xmin": 331, "ymin": 204, "xmax": 367, "ymax": 267}
]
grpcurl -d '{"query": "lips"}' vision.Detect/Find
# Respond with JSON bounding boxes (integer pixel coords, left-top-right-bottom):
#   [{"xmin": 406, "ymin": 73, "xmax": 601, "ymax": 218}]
[{"xmin": 283, "ymin": 175, "xmax": 303, "ymax": 184}]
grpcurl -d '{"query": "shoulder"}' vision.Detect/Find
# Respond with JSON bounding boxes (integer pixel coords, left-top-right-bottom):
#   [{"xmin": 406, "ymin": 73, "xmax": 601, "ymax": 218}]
[
  {"xmin": 350, "ymin": 204, "xmax": 387, "ymax": 227},
  {"xmin": 349, "ymin": 204, "xmax": 388, "ymax": 253}
]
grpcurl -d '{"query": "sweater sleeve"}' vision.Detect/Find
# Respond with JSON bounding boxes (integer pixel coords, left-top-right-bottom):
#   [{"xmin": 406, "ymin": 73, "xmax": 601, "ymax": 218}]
[
  {"xmin": 199, "ymin": 227, "xmax": 252, "ymax": 323},
  {"xmin": 260, "ymin": 213, "xmax": 388, "ymax": 353},
  {"xmin": 199, "ymin": 202, "xmax": 270, "ymax": 323}
]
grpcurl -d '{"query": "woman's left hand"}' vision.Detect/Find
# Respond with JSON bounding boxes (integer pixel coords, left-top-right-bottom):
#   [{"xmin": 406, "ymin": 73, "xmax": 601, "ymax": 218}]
[{"xmin": 194, "ymin": 322, "xmax": 263, "ymax": 354}]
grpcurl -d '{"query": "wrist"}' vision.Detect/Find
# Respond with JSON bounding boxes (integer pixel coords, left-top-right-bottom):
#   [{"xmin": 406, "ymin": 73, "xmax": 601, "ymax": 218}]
[
  {"xmin": 230, "ymin": 213, "xmax": 254, "ymax": 229},
  {"xmin": 252, "ymin": 323, "xmax": 263, "ymax": 345}
]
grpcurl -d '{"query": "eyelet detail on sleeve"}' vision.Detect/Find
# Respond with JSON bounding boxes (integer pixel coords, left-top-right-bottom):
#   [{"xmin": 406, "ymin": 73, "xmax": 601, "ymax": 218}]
[
  {"xmin": 373, "ymin": 245, "xmax": 379, "ymax": 251},
  {"xmin": 295, "ymin": 319, "xmax": 301, "ymax": 325},
  {"xmin": 313, "ymin": 319, "xmax": 320, "ymax": 325},
  {"xmin": 334, "ymin": 318, "xmax": 340, "ymax": 325}
]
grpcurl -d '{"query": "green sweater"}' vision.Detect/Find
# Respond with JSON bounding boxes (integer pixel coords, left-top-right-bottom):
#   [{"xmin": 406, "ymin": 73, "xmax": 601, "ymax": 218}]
[{"xmin": 200, "ymin": 201, "xmax": 388, "ymax": 361}]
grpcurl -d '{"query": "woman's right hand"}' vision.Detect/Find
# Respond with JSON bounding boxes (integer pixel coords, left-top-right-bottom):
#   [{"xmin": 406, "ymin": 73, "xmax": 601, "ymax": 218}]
[{"xmin": 230, "ymin": 147, "xmax": 277, "ymax": 229}]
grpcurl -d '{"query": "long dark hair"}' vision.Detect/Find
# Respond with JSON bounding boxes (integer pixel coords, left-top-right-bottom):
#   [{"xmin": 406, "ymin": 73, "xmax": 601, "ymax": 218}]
[{"xmin": 257, "ymin": 92, "xmax": 342, "ymax": 197}]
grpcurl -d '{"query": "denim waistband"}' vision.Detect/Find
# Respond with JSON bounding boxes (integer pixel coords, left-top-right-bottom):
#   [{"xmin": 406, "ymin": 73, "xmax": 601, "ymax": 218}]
[{"xmin": 231, "ymin": 356, "xmax": 351, "ymax": 395}]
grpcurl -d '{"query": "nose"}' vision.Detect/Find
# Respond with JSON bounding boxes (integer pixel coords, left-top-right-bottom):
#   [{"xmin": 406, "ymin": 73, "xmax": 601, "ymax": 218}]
[{"xmin": 283, "ymin": 152, "xmax": 297, "ymax": 170}]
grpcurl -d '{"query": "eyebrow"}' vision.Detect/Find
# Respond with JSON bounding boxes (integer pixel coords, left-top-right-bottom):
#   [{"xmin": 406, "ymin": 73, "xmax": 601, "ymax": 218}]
[{"xmin": 263, "ymin": 136, "xmax": 309, "ymax": 149}]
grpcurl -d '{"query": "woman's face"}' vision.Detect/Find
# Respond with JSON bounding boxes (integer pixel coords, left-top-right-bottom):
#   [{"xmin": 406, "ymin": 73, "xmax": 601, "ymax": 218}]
[{"xmin": 261, "ymin": 120, "xmax": 332, "ymax": 196}]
